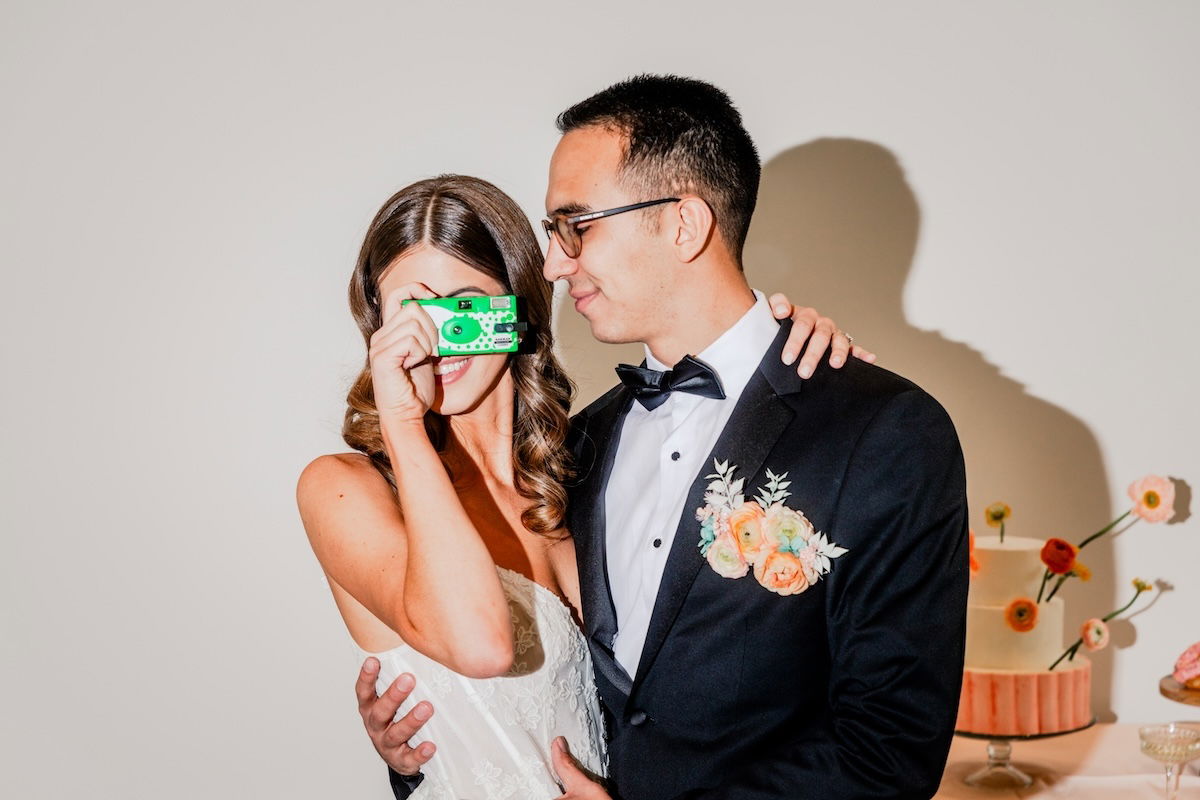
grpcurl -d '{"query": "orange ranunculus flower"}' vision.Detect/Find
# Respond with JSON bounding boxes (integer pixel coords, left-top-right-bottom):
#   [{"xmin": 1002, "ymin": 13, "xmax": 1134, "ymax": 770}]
[
  {"xmin": 985, "ymin": 502, "xmax": 1011, "ymax": 527},
  {"xmin": 1040, "ymin": 538, "xmax": 1078, "ymax": 575},
  {"xmin": 1005, "ymin": 597, "xmax": 1039, "ymax": 633},
  {"xmin": 969, "ymin": 530, "xmax": 980, "ymax": 575},
  {"xmin": 728, "ymin": 502, "xmax": 772, "ymax": 563},
  {"xmin": 1128, "ymin": 475, "xmax": 1176, "ymax": 523},
  {"xmin": 753, "ymin": 550, "xmax": 810, "ymax": 596}
]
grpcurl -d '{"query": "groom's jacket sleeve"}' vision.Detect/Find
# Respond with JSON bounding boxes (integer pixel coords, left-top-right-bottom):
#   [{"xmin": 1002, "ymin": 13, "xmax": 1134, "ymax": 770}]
[{"xmin": 673, "ymin": 388, "xmax": 969, "ymax": 800}]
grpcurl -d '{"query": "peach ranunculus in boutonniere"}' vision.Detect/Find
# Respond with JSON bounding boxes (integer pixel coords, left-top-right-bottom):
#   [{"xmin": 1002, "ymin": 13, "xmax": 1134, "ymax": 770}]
[
  {"xmin": 705, "ymin": 528, "xmax": 749, "ymax": 579},
  {"xmin": 728, "ymin": 502, "xmax": 773, "ymax": 563},
  {"xmin": 696, "ymin": 461, "xmax": 846, "ymax": 596},
  {"xmin": 753, "ymin": 551, "xmax": 810, "ymax": 596}
]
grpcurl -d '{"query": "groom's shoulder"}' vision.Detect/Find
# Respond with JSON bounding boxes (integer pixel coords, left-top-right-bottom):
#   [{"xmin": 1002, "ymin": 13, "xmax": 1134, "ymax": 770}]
[{"xmin": 792, "ymin": 354, "xmax": 956, "ymax": 437}]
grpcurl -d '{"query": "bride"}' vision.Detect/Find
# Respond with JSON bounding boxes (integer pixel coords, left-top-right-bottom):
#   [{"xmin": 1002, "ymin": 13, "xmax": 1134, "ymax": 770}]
[{"xmin": 297, "ymin": 175, "xmax": 863, "ymax": 798}]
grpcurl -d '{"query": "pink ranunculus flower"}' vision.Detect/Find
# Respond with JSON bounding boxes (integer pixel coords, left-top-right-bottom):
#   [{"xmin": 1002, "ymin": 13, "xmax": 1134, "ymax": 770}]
[
  {"xmin": 728, "ymin": 502, "xmax": 772, "ymax": 564},
  {"xmin": 706, "ymin": 529, "xmax": 749, "ymax": 579},
  {"xmin": 1128, "ymin": 475, "xmax": 1175, "ymax": 523},
  {"xmin": 1081, "ymin": 618, "xmax": 1110, "ymax": 651},
  {"xmin": 752, "ymin": 550, "xmax": 810, "ymax": 596}
]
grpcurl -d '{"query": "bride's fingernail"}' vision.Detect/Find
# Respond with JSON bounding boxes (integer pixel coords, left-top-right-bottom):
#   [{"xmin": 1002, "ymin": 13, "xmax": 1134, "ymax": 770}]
[{"xmin": 782, "ymin": 350, "xmax": 796, "ymax": 365}]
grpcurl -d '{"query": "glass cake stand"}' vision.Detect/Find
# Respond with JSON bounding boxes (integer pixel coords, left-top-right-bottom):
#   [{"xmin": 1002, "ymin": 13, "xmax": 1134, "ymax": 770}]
[{"xmin": 955, "ymin": 717, "xmax": 1096, "ymax": 788}]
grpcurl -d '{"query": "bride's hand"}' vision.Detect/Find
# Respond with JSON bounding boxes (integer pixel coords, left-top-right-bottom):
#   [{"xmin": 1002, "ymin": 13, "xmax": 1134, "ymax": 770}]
[
  {"xmin": 370, "ymin": 282, "xmax": 441, "ymax": 426},
  {"xmin": 768, "ymin": 292, "xmax": 877, "ymax": 379}
]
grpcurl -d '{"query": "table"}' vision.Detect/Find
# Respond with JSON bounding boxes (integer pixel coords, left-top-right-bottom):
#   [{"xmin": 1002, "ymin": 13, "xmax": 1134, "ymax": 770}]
[{"xmin": 935, "ymin": 723, "xmax": 1200, "ymax": 798}]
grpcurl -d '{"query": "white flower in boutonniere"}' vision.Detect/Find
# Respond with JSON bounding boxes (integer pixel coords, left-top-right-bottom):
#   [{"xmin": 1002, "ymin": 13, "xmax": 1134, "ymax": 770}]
[{"xmin": 696, "ymin": 460, "xmax": 848, "ymax": 595}]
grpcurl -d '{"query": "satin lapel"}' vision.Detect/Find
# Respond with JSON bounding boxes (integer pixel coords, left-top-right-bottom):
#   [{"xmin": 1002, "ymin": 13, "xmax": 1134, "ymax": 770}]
[
  {"xmin": 632, "ymin": 345, "xmax": 797, "ymax": 688},
  {"xmin": 572, "ymin": 386, "xmax": 635, "ymax": 698}
]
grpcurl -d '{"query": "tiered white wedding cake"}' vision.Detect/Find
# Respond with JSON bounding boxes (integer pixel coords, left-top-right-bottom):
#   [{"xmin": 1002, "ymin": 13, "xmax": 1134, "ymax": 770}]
[{"xmin": 955, "ymin": 535, "xmax": 1091, "ymax": 736}]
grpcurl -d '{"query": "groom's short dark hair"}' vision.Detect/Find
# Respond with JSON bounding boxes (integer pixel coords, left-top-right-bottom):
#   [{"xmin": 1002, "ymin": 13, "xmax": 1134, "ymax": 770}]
[{"xmin": 556, "ymin": 74, "xmax": 761, "ymax": 265}]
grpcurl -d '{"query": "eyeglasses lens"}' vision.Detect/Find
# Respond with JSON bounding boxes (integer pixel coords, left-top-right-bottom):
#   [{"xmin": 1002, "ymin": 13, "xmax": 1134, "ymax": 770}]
[{"xmin": 553, "ymin": 217, "xmax": 580, "ymax": 258}]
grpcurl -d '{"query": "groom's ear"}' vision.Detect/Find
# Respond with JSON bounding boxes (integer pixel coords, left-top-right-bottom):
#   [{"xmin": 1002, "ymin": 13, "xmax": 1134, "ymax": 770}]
[{"xmin": 671, "ymin": 196, "xmax": 715, "ymax": 263}]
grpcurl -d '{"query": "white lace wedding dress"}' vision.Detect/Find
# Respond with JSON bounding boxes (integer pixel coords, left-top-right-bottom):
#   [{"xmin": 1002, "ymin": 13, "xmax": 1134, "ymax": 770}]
[{"xmin": 357, "ymin": 567, "xmax": 608, "ymax": 799}]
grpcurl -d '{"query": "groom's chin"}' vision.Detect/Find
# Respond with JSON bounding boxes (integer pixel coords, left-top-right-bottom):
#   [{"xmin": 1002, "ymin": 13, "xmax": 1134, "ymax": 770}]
[{"xmin": 585, "ymin": 321, "xmax": 638, "ymax": 345}]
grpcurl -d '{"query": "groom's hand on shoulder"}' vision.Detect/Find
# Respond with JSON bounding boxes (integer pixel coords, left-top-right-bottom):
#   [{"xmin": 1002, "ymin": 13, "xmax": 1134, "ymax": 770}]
[{"xmin": 356, "ymin": 657, "xmax": 437, "ymax": 776}]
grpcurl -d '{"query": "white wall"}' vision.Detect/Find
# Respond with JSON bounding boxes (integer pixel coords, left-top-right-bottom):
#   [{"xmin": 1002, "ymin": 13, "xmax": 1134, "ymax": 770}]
[{"xmin": 3, "ymin": 2, "xmax": 1196, "ymax": 797}]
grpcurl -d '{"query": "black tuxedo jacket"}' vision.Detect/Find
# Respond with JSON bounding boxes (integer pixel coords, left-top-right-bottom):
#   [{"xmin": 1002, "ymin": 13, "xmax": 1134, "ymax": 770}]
[{"xmin": 567, "ymin": 320, "xmax": 968, "ymax": 800}]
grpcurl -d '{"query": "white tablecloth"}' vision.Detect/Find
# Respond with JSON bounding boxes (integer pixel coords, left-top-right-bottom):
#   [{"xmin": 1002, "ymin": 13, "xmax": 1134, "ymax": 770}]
[{"xmin": 936, "ymin": 723, "xmax": 1200, "ymax": 798}]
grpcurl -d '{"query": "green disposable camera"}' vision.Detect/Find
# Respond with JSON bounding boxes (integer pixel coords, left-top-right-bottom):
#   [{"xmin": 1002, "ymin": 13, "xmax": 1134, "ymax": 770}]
[{"xmin": 401, "ymin": 294, "xmax": 524, "ymax": 356}]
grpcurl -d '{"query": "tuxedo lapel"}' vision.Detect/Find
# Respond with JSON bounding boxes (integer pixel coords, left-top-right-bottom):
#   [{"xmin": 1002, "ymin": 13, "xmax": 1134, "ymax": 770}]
[
  {"xmin": 632, "ymin": 324, "xmax": 799, "ymax": 688},
  {"xmin": 572, "ymin": 385, "xmax": 635, "ymax": 698}
]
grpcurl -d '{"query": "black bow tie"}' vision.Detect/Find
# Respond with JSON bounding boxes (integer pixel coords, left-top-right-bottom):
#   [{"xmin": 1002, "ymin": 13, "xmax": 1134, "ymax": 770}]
[{"xmin": 615, "ymin": 355, "xmax": 726, "ymax": 411}]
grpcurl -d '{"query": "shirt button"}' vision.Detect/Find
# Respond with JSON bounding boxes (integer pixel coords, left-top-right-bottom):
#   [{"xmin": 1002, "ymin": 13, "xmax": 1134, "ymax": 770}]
[
  {"xmin": 671, "ymin": 451, "xmax": 680, "ymax": 461},
  {"xmin": 652, "ymin": 538, "xmax": 662, "ymax": 548}
]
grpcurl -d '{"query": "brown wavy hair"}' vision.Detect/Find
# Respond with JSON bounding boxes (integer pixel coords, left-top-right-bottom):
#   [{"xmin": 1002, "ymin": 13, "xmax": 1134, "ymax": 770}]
[{"xmin": 342, "ymin": 175, "xmax": 575, "ymax": 536}]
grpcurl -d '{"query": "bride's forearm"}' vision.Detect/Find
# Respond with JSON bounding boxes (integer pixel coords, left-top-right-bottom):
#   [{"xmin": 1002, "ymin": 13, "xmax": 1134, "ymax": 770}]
[{"xmin": 382, "ymin": 419, "xmax": 514, "ymax": 678}]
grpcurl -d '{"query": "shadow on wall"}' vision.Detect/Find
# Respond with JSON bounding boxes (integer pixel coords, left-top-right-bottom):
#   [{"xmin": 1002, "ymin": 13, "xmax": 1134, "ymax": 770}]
[{"xmin": 745, "ymin": 138, "xmax": 1118, "ymax": 718}]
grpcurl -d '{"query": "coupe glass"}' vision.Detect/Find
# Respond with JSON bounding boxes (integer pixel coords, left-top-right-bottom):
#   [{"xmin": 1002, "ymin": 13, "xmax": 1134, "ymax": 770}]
[{"xmin": 1139, "ymin": 723, "xmax": 1200, "ymax": 800}]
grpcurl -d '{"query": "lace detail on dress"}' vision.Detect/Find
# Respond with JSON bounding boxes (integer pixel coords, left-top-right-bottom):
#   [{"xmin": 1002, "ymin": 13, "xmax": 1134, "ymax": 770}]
[{"xmin": 356, "ymin": 568, "xmax": 607, "ymax": 799}]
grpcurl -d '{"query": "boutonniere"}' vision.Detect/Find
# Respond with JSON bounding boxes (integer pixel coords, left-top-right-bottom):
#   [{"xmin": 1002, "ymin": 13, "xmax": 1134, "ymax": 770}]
[{"xmin": 696, "ymin": 459, "xmax": 847, "ymax": 596}]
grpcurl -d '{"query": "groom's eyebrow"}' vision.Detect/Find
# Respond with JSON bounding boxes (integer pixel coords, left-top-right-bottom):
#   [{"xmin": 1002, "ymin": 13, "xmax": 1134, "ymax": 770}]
[{"xmin": 548, "ymin": 202, "xmax": 589, "ymax": 217}]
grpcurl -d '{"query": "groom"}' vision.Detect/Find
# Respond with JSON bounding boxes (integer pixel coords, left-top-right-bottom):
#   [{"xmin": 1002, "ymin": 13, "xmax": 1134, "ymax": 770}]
[{"xmin": 372, "ymin": 75, "xmax": 968, "ymax": 799}]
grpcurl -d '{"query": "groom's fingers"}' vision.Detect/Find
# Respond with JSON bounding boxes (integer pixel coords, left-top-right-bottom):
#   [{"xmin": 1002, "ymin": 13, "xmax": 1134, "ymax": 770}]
[
  {"xmin": 355, "ymin": 662, "xmax": 439, "ymax": 775},
  {"xmin": 380, "ymin": 700, "xmax": 434, "ymax": 750},
  {"xmin": 355, "ymin": 657, "xmax": 383, "ymax": 718},
  {"xmin": 551, "ymin": 737, "xmax": 609, "ymax": 799},
  {"xmin": 366, "ymin": 672, "xmax": 416, "ymax": 733}
]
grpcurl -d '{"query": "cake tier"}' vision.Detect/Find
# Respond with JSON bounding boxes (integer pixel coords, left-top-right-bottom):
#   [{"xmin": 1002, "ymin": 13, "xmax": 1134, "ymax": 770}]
[
  {"xmin": 956, "ymin": 658, "xmax": 1091, "ymax": 737},
  {"xmin": 970, "ymin": 535, "xmax": 1048, "ymax": 605},
  {"xmin": 965, "ymin": 596, "xmax": 1064, "ymax": 670}
]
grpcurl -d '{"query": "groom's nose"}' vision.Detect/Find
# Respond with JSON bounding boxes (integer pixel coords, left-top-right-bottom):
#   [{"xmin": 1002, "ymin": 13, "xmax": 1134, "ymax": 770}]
[{"xmin": 542, "ymin": 234, "xmax": 577, "ymax": 282}]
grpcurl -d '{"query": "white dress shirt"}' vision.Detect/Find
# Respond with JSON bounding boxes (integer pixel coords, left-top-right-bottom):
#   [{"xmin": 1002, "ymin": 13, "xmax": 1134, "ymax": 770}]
[{"xmin": 604, "ymin": 289, "xmax": 780, "ymax": 677}]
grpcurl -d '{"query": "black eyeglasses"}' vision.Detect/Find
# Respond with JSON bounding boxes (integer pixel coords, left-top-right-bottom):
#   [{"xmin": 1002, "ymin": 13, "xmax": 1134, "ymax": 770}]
[{"xmin": 541, "ymin": 197, "xmax": 680, "ymax": 258}]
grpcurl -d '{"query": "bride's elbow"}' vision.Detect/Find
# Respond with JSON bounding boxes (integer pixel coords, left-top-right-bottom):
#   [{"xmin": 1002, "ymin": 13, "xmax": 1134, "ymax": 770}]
[{"xmin": 453, "ymin": 631, "xmax": 514, "ymax": 679}]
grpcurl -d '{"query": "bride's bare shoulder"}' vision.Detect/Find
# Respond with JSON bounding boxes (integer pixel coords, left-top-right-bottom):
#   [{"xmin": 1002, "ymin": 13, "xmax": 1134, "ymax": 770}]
[{"xmin": 296, "ymin": 452, "xmax": 393, "ymax": 511}]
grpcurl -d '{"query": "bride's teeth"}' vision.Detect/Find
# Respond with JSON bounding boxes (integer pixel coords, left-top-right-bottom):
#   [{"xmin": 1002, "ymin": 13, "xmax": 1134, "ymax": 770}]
[{"xmin": 434, "ymin": 358, "xmax": 469, "ymax": 376}]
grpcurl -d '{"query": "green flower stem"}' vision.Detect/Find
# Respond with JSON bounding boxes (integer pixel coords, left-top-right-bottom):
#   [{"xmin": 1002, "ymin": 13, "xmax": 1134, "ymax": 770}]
[
  {"xmin": 1037, "ymin": 569, "xmax": 1052, "ymax": 603},
  {"xmin": 1076, "ymin": 509, "xmax": 1132, "ymax": 551},
  {"xmin": 1045, "ymin": 574, "xmax": 1069, "ymax": 602},
  {"xmin": 1047, "ymin": 584, "xmax": 1150, "ymax": 671},
  {"xmin": 1049, "ymin": 641, "xmax": 1081, "ymax": 671},
  {"xmin": 1103, "ymin": 586, "xmax": 1147, "ymax": 623},
  {"xmin": 999, "ymin": 520, "xmax": 1005, "ymax": 544}
]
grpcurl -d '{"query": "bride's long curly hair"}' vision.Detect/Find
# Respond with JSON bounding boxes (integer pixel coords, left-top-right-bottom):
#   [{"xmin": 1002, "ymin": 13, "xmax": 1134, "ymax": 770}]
[{"xmin": 343, "ymin": 175, "xmax": 575, "ymax": 536}]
